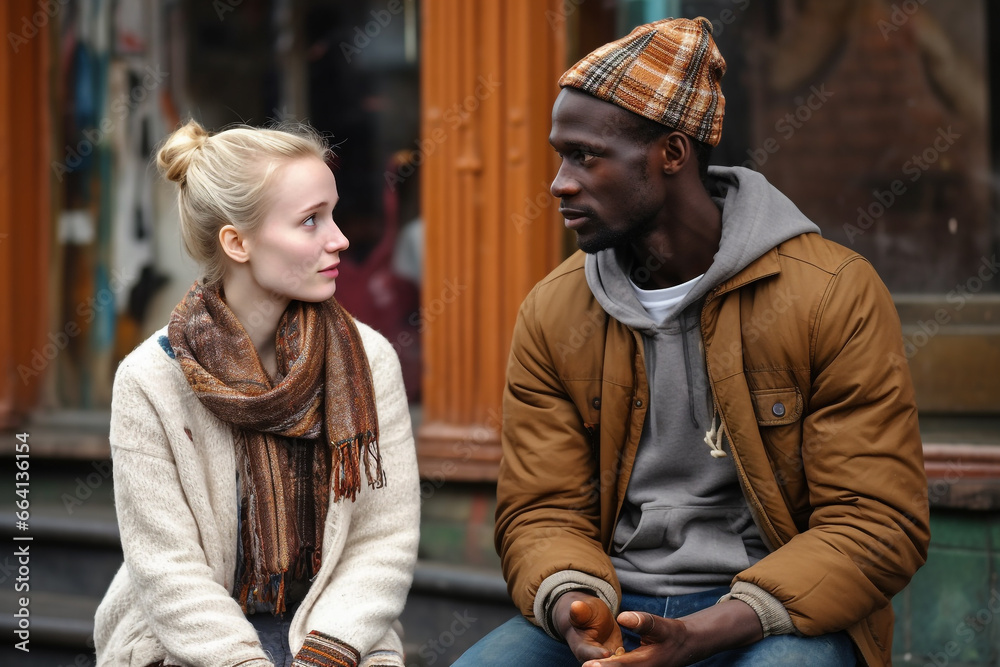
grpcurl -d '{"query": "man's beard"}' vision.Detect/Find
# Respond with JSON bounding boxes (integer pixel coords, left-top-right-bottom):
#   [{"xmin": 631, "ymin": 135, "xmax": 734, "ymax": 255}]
[{"xmin": 576, "ymin": 214, "xmax": 655, "ymax": 254}]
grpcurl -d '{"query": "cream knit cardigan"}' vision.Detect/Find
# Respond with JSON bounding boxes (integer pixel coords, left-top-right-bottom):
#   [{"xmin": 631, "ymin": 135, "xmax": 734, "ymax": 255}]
[{"xmin": 94, "ymin": 322, "xmax": 420, "ymax": 667}]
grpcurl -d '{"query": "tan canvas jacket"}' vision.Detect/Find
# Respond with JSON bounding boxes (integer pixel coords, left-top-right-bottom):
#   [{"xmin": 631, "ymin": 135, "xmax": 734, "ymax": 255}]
[{"xmin": 496, "ymin": 233, "xmax": 930, "ymax": 667}]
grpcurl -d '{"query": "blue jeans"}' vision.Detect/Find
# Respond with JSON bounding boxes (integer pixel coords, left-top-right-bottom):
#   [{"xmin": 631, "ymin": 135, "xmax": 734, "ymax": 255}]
[
  {"xmin": 453, "ymin": 587, "xmax": 857, "ymax": 666},
  {"xmin": 247, "ymin": 603, "xmax": 300, "ymax": 667}
]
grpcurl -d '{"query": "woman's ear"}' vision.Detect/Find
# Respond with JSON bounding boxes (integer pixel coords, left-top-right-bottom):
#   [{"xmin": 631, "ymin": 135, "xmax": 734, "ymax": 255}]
[{"xmin": 219, "ymin": 225, "xmax": 250, "ymax": 264}]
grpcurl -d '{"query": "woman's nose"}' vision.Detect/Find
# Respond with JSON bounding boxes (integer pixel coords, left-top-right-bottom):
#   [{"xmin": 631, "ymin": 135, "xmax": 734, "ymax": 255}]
[{"xmin": 326, "ymin": 223, "xmax": 349, "ymax": 252}]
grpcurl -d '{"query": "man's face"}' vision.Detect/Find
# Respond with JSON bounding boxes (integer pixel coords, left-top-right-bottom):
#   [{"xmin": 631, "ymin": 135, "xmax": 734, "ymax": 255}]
[{"xmin": 549, "ymin": 88, "xmax": 667, "ymax": 254}]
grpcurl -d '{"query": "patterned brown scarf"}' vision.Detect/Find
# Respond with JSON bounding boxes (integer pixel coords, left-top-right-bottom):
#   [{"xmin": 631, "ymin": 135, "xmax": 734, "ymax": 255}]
[{"xmin": 167, "ymin": 281, "xmax": 383, "ymax": 615}]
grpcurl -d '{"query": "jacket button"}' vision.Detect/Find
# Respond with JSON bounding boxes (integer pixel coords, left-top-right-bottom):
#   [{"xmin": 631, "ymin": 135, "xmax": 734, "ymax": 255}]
[
  {"xmin": 634, "ymin": 399, "xmax": 643, "ymax": 408},
  {"xmin": 772, "ymin": 402, "xmax": 786, "ymax": 417},
  {"xmin": 592, "ymin": 398, "xmax": 601, "ymax": 409}
]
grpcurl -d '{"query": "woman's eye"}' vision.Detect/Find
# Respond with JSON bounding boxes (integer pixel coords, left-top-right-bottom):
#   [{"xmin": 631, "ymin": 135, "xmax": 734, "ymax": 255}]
[{"xmin": 302, "ymin": 215, "xmax": 316, "ymax": 227}]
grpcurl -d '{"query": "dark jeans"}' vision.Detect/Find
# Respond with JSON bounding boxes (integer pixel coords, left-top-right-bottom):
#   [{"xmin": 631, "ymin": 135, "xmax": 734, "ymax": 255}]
[
  {"xmin": 453, "ymin": 587, "xmax": 857, "ymax": 666},
  {"xmin": 247, "ymin": 603, "xmax": 300, "ymax": 667}
]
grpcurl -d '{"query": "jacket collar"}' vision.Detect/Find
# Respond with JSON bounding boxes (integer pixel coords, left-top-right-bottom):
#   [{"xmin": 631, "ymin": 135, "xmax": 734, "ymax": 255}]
[{"xmin": 710, "ymin": 246, "xmax": 781, "ymax": 298}]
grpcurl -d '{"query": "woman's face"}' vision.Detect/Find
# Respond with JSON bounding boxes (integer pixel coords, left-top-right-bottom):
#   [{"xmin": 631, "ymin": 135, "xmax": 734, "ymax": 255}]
[{"xmin": 240, "ymin": 156, "xmax": 349, "ymax": 303}]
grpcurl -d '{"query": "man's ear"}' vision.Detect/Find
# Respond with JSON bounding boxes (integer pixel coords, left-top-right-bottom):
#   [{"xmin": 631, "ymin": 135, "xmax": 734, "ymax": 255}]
[
  {"xmin": 660, "ymin": 132, "xmax": 690, "ymax": 176},
  {"xmin": 219, "ymin": 224, "xmax": 250, "ymax": 264}
]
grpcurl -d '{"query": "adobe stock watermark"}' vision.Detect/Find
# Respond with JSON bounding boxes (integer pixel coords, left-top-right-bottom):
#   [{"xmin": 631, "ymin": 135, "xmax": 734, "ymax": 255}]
[
  {"xmin": 384, "ymin": 74, "xmax": 502, "ymax": 191},
  {"xmin": 742, "ymin": 84, "xmax": 834, "ymax": 171},
  {"xmin": 923, "ymin": 588, "xmax": 1000, "ymax": 667},
  {"xmin": 511, "ymin": 181, "xmax": 557, "ymax": 233},
  {"xmin": 16, "ymin": 268, "xmax": 135, "ymax": 385},
  {"xmin": 418, "ymin": 407, "xmax": 500, "ymax": 500},
  {"xmin": 897, "ymin": 254, "xmax": 998, "ymax": 360},
  {"xmin": 213, "ymin": 0, "xmax": 245, "ymax": 20},
  {"xmin": 417, "ymin": 610, "xmax": 479, "ymax": 666},
  {"xmin": 61, "ymin": 460, "xmax": 113, "ymax": 514},
  {"xmin": 7, "ymin": 0, "xmax": 69, "ymax": 54},
  {"xmin": 340, "ymin": 0, "xmax": 406, "ymax": 64},
  {"xmin": 707, "ymin": 0, "xmax": 750, "ymax": 38},
  {"xmin": 842, "ymin": 126, "xmax": 960, "ymax": 244},
  {"xmin": 0, "ymin": 556, "xmax": 17, "ymax": 587},
  {"xmin": 545, "ymin": 0, "xmax": 586, "ymax": 31},
  {"xmin": 708, "ymin": 286, "xmax": 804, "ymax": 370},
  {"xmin": 878, "ymin": 0, "xmax": 929, "ymax": 40},
  {"xmin": 389, "ymin": 278, "xmax": 468, "ymax": 356},
  {"xmin": 52, "ymin": 65, "xmax": 170, "ymax": 182}
]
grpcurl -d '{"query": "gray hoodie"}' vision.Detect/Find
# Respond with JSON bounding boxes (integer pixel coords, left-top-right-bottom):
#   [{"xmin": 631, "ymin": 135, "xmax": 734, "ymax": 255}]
[{"xmin": 585, "ymin": 166, "xmax": 820, "ymax": 596}]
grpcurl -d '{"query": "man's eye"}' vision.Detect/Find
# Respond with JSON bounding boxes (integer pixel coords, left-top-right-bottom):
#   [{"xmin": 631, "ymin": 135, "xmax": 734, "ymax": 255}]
[
  {"xmin": 578, "ymin": 152, "xmax": 596, "ymax": 164},
  {"xmin": 302, "ymin": 215, "xmax": 316, "ymax": 227}
]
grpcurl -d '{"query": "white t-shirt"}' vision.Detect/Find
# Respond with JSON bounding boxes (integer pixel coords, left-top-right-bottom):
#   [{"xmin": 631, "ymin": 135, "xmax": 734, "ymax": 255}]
[{"xmin": 629, "ymin": 273, "xmax": 704, "ymax": 324}]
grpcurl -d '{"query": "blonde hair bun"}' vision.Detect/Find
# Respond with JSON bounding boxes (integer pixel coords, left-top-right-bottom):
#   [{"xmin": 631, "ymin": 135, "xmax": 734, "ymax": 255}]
[{"xmin": 157, "ymin": 120, "xmax": 210, "ymax": 185}]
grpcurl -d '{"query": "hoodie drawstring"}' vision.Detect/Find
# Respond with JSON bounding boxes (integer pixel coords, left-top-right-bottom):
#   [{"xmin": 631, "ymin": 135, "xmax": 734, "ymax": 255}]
[
  {"xmin": 680, "ymin": 313, "xmax": 699, "ymax": 429},
  {"xmin": 704, "ymin": 414, "xmax": 727, "ymax": 458}
]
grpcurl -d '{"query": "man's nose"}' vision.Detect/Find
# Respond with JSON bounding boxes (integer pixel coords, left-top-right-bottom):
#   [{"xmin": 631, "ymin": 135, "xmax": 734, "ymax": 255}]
[{"xmin": 550, "ymin": 163, "xmax": 580, "ymax": 198}]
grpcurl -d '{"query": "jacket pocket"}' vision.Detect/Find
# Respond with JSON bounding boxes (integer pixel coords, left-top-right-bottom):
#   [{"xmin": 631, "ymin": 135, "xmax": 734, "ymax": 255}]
[
  {"xmin": 749, "ymin": 387, "xmax": 802, "ymax": 426},
  {"xmin": 749, "ymin": 387, "xmax": 810, "ymax": 527}
]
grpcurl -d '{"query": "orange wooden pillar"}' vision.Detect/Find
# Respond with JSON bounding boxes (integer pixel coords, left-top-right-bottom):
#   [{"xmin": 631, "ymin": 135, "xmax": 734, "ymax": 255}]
[
  {"xmin": 0, "ymin": 2, "xmax": 52, "ymax": 427},
  {"xmin": 418, "ymin": 1, "xmax": 566, "ymax": 481}
]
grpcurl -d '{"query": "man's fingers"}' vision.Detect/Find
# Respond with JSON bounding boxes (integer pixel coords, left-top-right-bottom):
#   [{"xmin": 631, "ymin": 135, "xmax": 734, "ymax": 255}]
[
  {"xmin": 581, "ymin": 647, "xmax": 651, "ymax": 667},
  {"xmin": 572, "ymin": 642, "xmax": 613, "ymax": 661},
  {"xmin": 617, "ymin": 611, "xmax": 655, "ymax": 635}
]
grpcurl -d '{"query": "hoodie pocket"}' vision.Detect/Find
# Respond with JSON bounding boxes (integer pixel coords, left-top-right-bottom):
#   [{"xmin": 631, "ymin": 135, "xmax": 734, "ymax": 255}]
[{"xmin": 613, "ymin": 505, "xmax": 754, "ymax": 573}]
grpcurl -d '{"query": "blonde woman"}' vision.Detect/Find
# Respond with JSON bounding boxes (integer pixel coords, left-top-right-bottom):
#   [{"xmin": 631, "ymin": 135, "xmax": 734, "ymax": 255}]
[{"xmin": 94, "ymin": 120, "xmax": 420, "ymax": 667}]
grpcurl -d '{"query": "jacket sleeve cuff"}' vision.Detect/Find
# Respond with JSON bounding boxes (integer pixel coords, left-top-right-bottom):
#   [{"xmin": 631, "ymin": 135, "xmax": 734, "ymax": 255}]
[
  {"xmin": 293, "ymin": 630, "xmax": 361, "ymax": 667},
  {"xmin": 719, "ymin": 581, "xmax": 796, "ymax": 637},
  {"xmin": 359, "ymin": 650, "xmax": 405, "ymax": 667},
  {"xmin": 534, "ymin": 570, "xmax": 619, "ymax": 641}
]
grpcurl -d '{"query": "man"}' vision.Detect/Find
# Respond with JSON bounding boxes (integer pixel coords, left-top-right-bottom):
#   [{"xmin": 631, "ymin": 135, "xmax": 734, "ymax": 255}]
[{"xmin": 454, "ymin": 17, "xmax": 929, "ymax": 667}]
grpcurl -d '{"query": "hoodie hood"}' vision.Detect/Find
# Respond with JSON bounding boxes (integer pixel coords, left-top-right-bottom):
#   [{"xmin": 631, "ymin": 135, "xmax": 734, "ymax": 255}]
[{"xmin": 585, "ymin": 165, "xmax": 820, "ymax": 331}]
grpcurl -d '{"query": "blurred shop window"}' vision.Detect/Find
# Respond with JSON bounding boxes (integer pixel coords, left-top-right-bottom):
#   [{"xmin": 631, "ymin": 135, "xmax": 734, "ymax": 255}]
[
  {"xmin": 43, "ymin": 0, "xmax": 422, "ymax": 410},
  {"xmin": 607, "ymin": 0, "xmax": 996, "ymax": 294},
  {"xmin": 302, "ymin": 0, "xmax": 422, "ymax": 402}
]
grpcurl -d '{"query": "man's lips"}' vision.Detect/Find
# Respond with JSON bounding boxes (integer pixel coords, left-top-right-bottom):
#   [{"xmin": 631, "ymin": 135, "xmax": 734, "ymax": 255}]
[{"xmin": 559, "ymin": 208, "xmax": 590, "ymax": 229}]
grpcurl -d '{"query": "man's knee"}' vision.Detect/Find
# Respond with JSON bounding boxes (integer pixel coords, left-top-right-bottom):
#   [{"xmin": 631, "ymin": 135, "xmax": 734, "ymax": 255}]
[
  {"xmin": 744, "ymin": 631, "xmax": 856, "ymax": 667},
  {"xmin": 452, "ymin": 614, "xmax": 575, "ymax": 667}
]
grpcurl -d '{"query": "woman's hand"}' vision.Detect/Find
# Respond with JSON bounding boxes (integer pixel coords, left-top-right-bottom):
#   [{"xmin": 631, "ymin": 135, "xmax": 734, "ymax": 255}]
[{"xmin": 553, "ymin": 592, "xmax": 625, "ymax": 662}]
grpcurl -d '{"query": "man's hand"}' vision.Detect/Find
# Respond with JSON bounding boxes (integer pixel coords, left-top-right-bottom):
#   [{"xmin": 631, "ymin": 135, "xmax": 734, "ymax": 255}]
[
  {"xmin": 580, "ymin": 612, "xmax": 691, "ymax": 667},
  {"xmin": 579, "ymin": 599, "xmax": 764, "ymax": 667},
  {"xmin": 552, "ymin": 591, "xmax": 624, "ymax": 662}
]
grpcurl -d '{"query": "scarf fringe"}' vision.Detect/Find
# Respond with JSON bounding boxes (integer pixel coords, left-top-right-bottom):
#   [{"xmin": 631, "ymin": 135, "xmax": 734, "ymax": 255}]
[
  {"xmin": 239, "ymin": 571, "xmax": 289, "ymax": 616},
  {"xmin": 332, "ymin": 431, "xmax": 385, "ymax": 502}
]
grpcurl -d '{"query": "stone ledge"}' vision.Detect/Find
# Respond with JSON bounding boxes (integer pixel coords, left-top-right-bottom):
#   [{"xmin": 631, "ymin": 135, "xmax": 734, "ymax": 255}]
[{"xmin": 923, "ymin": 443, "xmax": 1000, "ymax": 510}]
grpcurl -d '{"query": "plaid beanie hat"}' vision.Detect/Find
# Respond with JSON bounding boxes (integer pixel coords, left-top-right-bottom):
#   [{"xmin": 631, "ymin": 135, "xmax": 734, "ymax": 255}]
[{"xmin": 559, "ymin": 17, "xmax": 727, "ymax": 146}]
